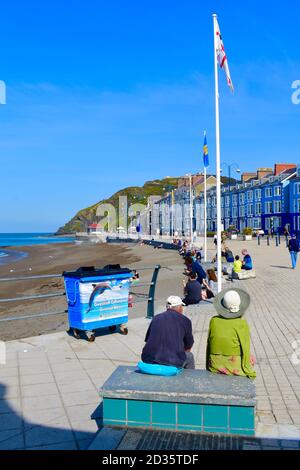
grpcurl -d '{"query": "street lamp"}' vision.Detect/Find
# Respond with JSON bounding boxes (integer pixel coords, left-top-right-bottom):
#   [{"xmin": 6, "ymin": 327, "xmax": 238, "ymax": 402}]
[
  {"xmin": 220, "ymin": 163, "xmax": 241, "ymax": 228},
  {"xmin": 163, "ymin": 184, "xmax": 176, "ymax": 236},
  {"xmin": 185, "ymin": 174, "xmax": 194, "ymax": 241}
]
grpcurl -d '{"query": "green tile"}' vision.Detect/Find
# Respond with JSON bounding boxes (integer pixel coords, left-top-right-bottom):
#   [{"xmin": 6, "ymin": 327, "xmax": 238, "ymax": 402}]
[
  {"xmin": 151, "ymin": 423, "xmax": 176, "ymax": 430},
  {"xmin": 103, "ymin": 419, "xmax": 126, "ymax": 426},
  {"xmin": 203, "ymin": 427, "xmax": 229, "ymax": 434},
  {"xmin": 103, "ymin": 398, "xmax": 126, "ymax": 421},
  {"xmin": 178, "ymin": 403, "xmax": 202, "ymax": 427},
  {"xmin": 152, "ymin": 402, "xmax": 176, "ymax": 425},
  {"xmin": 229, "ymin": 406, "xmax": 255, "ymax": 430},
  {"xmin": 177, "ymin": 425, "xmax": 202, "ymax": 432},
  {"xmin": 127, "ymin": 400, "xmax": 151, "ymax": 424},
  {"xmin": 127, "ymin": 422, "xmax": 150, "ymax": 428},
  {"xmin": 203, "ymin": 405, "xmax": 228, "ymax": 429},
  {"xmin": 230, "ymin": 428, "xmax": 255, "ymax": 436}
]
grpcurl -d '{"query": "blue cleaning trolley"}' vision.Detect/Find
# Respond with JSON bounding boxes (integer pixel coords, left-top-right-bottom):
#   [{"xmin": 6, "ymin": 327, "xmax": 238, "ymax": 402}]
[{"xmin": 63, "ymin": 265, "xmax": 132, "ymax": 341}]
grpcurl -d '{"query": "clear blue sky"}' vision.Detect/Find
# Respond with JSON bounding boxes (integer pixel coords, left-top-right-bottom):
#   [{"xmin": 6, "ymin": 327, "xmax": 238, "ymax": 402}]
[{"xmin": 1, "ymin": 0, "xmax": 300, "ymax": 231}]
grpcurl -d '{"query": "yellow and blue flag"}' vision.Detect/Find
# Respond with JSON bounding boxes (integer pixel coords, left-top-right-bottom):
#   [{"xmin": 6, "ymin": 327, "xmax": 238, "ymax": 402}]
[{"xmin": 203, "ymin": 131, "xmax": 209, "ymax": 168}]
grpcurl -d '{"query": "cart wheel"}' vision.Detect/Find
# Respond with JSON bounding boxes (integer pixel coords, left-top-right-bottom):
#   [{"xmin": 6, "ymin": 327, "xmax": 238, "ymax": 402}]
[
  {"xmin": 87, "ymin": 334, "xmax": 96, "ymax": 343},
  {"xmin": 72, "ymin": 329, "xmax": 80, "ymax": 340},
  {"xmin": 120, "ymin": 327, "xmax": 128, "ymax": 336},
  {"xmin": 109, "ymin": 325, "xmax": 117, "ymax": 332}
]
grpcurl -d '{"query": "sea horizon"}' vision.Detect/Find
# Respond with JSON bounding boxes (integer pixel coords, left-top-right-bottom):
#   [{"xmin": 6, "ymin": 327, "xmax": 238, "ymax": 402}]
[{"xmin": 0, "ymin": 232, "xmax": 75, "ymax": 248}]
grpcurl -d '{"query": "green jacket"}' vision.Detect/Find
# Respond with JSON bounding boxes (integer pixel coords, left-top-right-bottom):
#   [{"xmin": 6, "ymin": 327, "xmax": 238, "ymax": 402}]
[{"xmin": 206, "ymin": 315, "xmax": 256, "ymax": 379}]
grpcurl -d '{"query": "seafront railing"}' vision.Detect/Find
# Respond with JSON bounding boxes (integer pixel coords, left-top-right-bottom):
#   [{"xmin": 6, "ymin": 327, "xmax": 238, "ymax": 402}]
[{"xmin": 0, "ymin": 265, "xmax": 163, "ymax": 324}]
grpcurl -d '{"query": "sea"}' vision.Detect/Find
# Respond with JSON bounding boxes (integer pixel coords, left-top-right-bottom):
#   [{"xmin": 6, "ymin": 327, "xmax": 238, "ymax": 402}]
[{"xmin": 0, "ymin": 233, "xmax": 75, "ymax": 265}]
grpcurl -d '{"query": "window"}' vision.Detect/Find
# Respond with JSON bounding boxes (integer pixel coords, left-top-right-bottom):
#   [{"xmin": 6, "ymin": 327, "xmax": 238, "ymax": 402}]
[
  {"xmin": 255, "ymin": 203, "xmax": 262, "ymax": 215},
  {"xmin": 298, "ymin": 216, "xmax": 300, "ymax": 230},
  {"xmin": 232, "ymin": 207, "xmax": 238, "ymax": 218},
  {"xmin": 265, "ymin": 188, "xmax": 272, "ymax": 198},
  {"xmin": 239, "ymin": 193, "xmax": 245, "ymax": 204},
  {"xmin": 239, "ymin": 206, "xmax": 245, "ymax": 217},
  {"xmin": 274, "ymin": 201, "xmax": 281, "ymax": 213},
  {"xmin": 265, "ymin": 201, "xmax": 272, "ymax": 214},
  {"xmin": 232, "ymin": 195, "xmax": 238, "ymax": 206},
  {"xmin": 274, "ymin": 186, "xmax": 281, "ymax": 196},
  {"xmin": 221, "ymin": 198, "xmax": 224, "ymax": 207},
  {"xmin": 297, "ymin": 199, "xmax": 300, "ymax": 213},
  {"xmin": 255, "ymin": 189, "xmax": 261, "ymax": 200},
  {"xmin": 225, "ymin": 196, "xmax": 230, "ymax": 207},
  {"xmin": 295, "ymin": 184, "xmax": 300, "ymax": 195},
  {"xmin": 225, "ymin": 208, "xmax": 230, "ymax": 218},
  {"xmin": 247, "ymin": 191, "xmax": 253, "ymax": 202},
  {"xmin": 247, "ymin": 204, "xmax": 253, "ymax": 216},
  {"xmin": 253, "ymin": 218, "xmax": 260, "ymax": 229}
]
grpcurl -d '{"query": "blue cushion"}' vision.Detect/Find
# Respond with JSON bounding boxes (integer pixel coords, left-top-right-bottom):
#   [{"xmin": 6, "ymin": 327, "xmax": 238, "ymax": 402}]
[{"xmin": 137, "ymin": 361, "xmax": 182, "ymax": 376}]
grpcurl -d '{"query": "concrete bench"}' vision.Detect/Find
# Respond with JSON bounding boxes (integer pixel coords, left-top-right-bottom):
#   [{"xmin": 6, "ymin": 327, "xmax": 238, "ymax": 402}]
[
  {"xmin": 100, "ymin": 366, "xmax": 256, "ymax": 436},
  {"xmin": 232, "ymin": 269, "xmax": 256, "ymax": 280}
]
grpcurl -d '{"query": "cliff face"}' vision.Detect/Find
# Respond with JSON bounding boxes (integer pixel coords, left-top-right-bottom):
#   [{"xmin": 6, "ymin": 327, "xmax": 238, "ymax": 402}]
[
  {"xmin": 56, "ymin": 177, "xmax": 180, "ymax": 234},
  {"xmin": 56, "ymin": 175, "xmax": 237, "ymax": 234}
]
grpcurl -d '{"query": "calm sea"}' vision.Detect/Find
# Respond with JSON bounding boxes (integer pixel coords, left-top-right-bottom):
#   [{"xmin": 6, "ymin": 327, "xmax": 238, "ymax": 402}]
[
  {"xmin": 0, "ymin": 233, "xmax": 75, "ymax": 265},
  {"xmin": 0, "ymin": 233, "xmax": 74, "ymax": 247}
]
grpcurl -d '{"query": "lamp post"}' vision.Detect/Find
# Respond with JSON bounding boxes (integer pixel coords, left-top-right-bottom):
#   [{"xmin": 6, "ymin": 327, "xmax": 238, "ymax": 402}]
[
  {"xmin": 163, "ymin": 184, "xmax": 176, "ymax": 237},
  {"xmin": 220, "ymin": 163, "xmax": 241, "ymax": 228},
  {"xmin": 185, "ymin": 174, "xmax": 194, "ymax": 242}
]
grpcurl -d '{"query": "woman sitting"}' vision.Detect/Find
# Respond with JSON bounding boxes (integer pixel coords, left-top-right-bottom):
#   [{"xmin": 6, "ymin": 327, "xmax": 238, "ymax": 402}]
[
  {"xmin": 224, "ymin": 247, "xmax": 234, "ymax": 263},
  {"xmin": 206, "ymin": 288, "xmax": 256, "ymax": 379}
]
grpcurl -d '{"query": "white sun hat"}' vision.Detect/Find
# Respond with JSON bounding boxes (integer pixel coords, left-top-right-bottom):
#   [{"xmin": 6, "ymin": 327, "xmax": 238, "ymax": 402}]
[{"xmin": 166, "ymin": 296, "xmax": 186, "ymax": 308}]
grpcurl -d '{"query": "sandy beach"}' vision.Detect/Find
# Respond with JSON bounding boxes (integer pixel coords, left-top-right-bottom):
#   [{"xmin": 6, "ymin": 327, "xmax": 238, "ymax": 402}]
[{"xmin": 0, "ymin": 241, "xmax": 185, "ymax": 341}]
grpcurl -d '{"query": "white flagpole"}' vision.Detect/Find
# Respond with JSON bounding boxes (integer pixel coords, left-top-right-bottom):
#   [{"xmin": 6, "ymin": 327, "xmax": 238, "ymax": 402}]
[
  {"xmin": 204, "ymin": 163, "xmax": 207, "ymax": 262},
  {"xmin": 213, "ymin": 13, "xmax": 222, "ymax": 293}
]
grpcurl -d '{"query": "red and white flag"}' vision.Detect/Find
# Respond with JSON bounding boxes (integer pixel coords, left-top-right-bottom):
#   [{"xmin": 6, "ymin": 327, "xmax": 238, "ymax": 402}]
[{"xmin": 215, "ymin": 19, "xmax": 234, "ymax": 92}]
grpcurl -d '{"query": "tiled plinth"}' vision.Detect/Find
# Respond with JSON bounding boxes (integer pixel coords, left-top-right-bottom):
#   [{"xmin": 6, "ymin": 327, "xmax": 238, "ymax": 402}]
[{"xmin": 101, "ymin": 366, "xmax": 256, "ymax": 436}]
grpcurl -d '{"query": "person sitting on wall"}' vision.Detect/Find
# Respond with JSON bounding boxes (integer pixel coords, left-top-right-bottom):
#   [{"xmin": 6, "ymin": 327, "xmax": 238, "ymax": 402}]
[
  {"xmin": 241, "ymin": 249, "xmax": 253, "ymax": 270},
  {"xmin": 206, "ymin": 288, "xmax": 256, "ymax": 379},
  {"xmin": 141, "ymin": 296, "xmax": 195, "ymax": 369},
  {"xmin": 183, "ymin": 272, "xmax": 202, "ymax": 305},
  {"xmin": 233, "ymin": 255, "xmax": 243, "ymax": 273},
  {"xmin": 224, "ymin": 247, "xmax": 234, "ymax": 263}
]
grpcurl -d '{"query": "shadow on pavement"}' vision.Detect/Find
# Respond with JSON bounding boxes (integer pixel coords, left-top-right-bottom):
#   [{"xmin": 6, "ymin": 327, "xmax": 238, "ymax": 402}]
[{"xmin": 0, "ymin": 383, "xmax": 102, "ymax": 450}]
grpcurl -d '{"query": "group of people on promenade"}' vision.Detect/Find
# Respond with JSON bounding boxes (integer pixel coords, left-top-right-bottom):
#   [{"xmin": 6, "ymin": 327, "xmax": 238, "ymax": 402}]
[
  {"xmin": 138, "ymin": 235, "xmax": 258, "ymax": 380},
  {"xmin": 141, "ymin": 288, "xmax": 256, "ymax": 380},
  {"xmin": 137, "ymin": 230, "xmax": 300, "ymax": 381}
]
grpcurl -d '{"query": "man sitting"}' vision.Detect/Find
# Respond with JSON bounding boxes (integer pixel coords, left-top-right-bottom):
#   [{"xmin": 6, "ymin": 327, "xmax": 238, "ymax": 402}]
[
  {"xmin": 141, "ymin": 296, "xmax": 195, "ymax": 369},
  {"xmin": 241, "ymin": 249, "xmax": 253, "ymax": 270},
  {"xmin": 183, "ymin": 272, "xmax": 202, "ymax": 305}
]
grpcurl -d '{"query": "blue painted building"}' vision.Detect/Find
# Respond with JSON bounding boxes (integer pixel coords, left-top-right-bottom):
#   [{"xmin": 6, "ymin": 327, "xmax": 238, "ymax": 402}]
[{"xmin": 146, "ymin": 164, "xmax": 300, "ymax": 237}]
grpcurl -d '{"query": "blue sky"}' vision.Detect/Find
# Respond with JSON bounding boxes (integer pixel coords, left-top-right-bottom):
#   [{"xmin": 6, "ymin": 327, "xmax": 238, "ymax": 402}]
[{"xmin": 0, "ymin": 0, "xmax": 300, "ymax": 231}]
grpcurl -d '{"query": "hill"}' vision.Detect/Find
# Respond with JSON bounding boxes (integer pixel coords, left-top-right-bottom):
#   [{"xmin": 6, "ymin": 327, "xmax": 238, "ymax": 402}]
[{"xmin": 56, "ymin": 175, "xmax": 236, "ymax": 234}]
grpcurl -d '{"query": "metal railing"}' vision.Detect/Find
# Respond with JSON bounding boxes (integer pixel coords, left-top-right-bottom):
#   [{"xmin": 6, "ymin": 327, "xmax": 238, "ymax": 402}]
[{"xmin": 0, "ymin": 265, "xmax": 162, "ymax": 323}]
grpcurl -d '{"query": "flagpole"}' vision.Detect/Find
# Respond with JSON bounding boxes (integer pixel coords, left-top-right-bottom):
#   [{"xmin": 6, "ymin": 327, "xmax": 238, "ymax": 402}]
[
  {"xmin": 189, "ymin": 174, "xmax": 193, "ymax": 245},
  {"xmin": 204, "ymin": 162, "xmax": 207, "ymax": 262},
  {"xmin": 213, "ymin": 13, "xmax": 222, "ymax": 293},
  {"xmin": 171, "ymin": 190, "xmax": 174, "ymax": 238}
]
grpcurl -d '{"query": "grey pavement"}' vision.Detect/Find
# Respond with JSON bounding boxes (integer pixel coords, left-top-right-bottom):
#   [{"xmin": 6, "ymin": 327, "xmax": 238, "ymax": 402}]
[{"xmin": 0, "ymin": 238, "xmax": 300, "ymax": 449}]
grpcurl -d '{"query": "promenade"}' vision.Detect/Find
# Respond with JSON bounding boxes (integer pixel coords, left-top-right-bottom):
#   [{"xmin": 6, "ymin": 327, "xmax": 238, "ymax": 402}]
[{"xmin": 0, "ymin": 238, "xmax": 300, "ymax": 450}]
